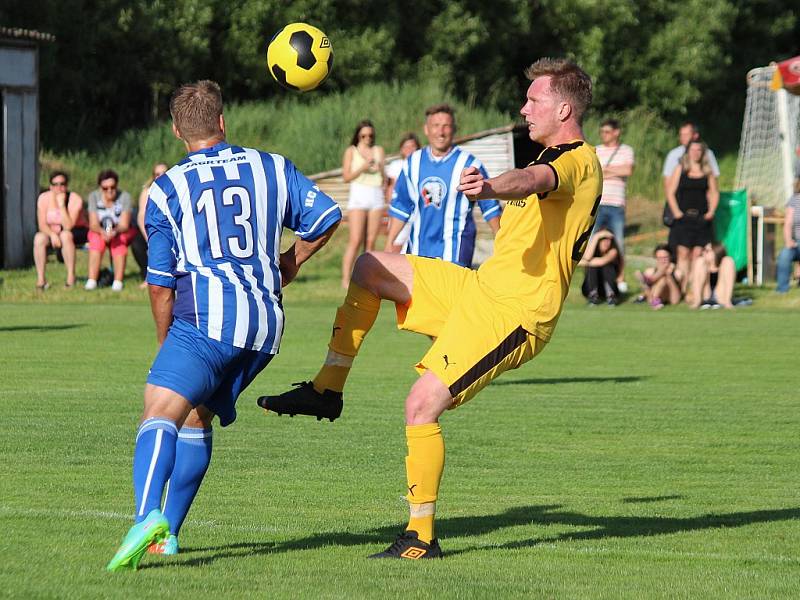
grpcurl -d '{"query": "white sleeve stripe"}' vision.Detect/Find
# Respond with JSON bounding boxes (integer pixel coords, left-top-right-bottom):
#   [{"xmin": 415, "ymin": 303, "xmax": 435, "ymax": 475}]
[
  {"xmin": 296, "ymin": 205, "xmax": 340, "ymax": 237},
  {"xmin": 389, "ymin": 206, "xmax": 411, "ymax": 218},
  {"xmin": 482, "ymin": 206, "xmax": 500, "ymax": 217},
  {"xmin": 147, "ymin": 267, "xmax": 174, "ymax": 278}
]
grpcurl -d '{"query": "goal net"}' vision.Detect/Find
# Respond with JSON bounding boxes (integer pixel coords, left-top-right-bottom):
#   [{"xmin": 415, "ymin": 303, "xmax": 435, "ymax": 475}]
[{"xmin": 735, "ymin": 65, "xmax": 800, "ymax": 209}]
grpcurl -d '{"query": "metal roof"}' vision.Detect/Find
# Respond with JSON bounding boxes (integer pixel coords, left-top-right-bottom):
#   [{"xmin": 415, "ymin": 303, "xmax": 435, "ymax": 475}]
[{"xmin": 0, "ymin": 26, "xmax": 55, "ymax": 43}]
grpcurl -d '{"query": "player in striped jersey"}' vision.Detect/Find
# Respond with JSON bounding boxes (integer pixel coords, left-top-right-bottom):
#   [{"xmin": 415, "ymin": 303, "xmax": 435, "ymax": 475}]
[
  {"xmin": 386, "ymin": 104, "xmax": 500, "ymax": 267},
  {"xmin": 107, "ymin": 80, "xmax": 340, "ymax": 572}
]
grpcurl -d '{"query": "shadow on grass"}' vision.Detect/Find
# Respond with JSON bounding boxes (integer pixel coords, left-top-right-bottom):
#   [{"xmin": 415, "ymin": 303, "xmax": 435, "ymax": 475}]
[
  {"xmin": 146, "ymin": 503, "xmax": 800, "ymax": 567},
  {"xmin": 448, "ymin": 505, "xmax": 800, "ymax": 557},
  {"xmin": 493, "ymin": 375, "xmax": 647, "ymax": 386},
  {"xmin": 622, "ymin": 494, "xmax": 684, "ymax": 504},
  {"xmin": 0, "ymin": 324, "xmax": 86, "ymax": 332}
]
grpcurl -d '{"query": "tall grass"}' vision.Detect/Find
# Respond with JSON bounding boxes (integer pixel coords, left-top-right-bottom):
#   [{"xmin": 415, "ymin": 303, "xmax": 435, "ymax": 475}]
[
  {"xmin": 40, "ymin": 78, "xmax": 508, "ymax": 198},
  {"xmin": 40, "ymin": 81, "xmax": 735, "ymax": 208}
]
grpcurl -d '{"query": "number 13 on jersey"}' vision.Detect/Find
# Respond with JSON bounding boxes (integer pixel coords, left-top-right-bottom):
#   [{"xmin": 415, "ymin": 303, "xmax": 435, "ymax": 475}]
[{"xmin": 196, "ymin": 186, "xmax": 255, "ymax": 259}]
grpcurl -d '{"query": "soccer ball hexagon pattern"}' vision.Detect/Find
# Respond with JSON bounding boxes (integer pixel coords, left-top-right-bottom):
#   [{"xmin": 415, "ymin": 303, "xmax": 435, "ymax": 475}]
[{"xmin": 267, "ymin": 23, "xmax": 333, "ymax": 92}]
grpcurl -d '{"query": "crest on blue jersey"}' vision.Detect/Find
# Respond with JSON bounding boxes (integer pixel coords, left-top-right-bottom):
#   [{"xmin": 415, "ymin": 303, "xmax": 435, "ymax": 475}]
[{"xmin": 420, "ymin": 176, "xmax": 447, "ymax": 209}]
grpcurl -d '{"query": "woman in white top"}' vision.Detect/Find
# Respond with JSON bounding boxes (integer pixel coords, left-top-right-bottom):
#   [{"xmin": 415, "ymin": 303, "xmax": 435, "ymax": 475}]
[{"xmin": 341, "ymin": 120, "xmax": 385, "ymax": 288}]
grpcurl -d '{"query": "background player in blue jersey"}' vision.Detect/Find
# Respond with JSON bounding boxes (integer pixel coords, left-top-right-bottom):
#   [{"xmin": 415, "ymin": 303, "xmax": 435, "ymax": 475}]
[
  {"xmin": 386, "ymin": 104, "xmax": 501, "ymax": 267},
  {"xmin": 106, "ymin": 80, "xmax": 341, "ymax": 572}
]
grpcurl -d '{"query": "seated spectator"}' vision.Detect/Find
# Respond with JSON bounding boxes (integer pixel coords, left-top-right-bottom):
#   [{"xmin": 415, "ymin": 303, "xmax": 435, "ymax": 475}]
[
  {"xmin": 635, "ymin": 243, "xmax": 683, "ymax": 310},
  {"xmin": 85, "ymin": 169, "xmax": 137, "ymax": 291},
  {"xmin": 133, "ymin": 162, "xmax": 169, "ymax": 288},
  {"xmin": 776, "ymin": 178, "xmax": 800, "ymax": 293},
  {"xmin": 688, "ymin": 242, "xmax": 736, "ymax": 309},
  {"xmin": 579, "ymin": 228, "xmax": 622, "ymax": 305},
  {"xmin": 33, "ymin": 170, "xmax": 87, "ymax": 289}
]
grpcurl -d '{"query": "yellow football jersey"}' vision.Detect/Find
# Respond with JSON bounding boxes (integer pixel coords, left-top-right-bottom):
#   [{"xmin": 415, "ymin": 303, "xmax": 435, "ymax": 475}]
[{"xmin": 477, "ymin": 140, "xmax": 603, "ymax": 341}]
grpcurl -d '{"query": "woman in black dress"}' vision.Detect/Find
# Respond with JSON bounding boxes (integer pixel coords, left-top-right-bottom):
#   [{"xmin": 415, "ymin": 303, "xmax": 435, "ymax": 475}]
[{"xmin": 665, "ymin": 140, "xmax": 719, "ymax": 292}]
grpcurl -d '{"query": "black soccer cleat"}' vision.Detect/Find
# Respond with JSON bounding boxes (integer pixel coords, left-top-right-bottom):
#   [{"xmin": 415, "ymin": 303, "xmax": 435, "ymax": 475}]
[
  {"xmin": 368, "ymin": 530, "xmax": 443, "ymax": 560},
  {"xmin": 257, "ymin": 381, "xmax": 343, "ymax": 422}
]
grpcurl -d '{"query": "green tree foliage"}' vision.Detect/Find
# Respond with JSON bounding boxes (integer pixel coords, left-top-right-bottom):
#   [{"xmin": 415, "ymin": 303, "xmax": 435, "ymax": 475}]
[{"xmin": 0, "ymin": 0, "xmax": 797, "ymax": 149}]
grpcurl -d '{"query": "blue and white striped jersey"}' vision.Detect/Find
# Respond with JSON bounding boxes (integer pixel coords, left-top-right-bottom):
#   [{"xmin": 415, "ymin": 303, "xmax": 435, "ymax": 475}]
[
  {"xmin": 389, "ymin": 146, "xmax": 501, "ymax": 267},
  {"xmin": 145, "ymin": 142, "xmax": 341, "ymax": 354}
]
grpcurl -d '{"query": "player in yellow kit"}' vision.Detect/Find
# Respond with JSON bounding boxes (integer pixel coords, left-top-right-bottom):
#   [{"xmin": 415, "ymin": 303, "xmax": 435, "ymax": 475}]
[{"xmin": 259, "ymin": 57, "xmax": 603, "ymax": 559}]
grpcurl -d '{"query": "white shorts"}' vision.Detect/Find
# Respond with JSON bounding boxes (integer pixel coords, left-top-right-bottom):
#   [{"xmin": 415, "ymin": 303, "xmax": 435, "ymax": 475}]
[{"xmin": 347, "ymin": 182, "xmax": 385, "ymax": 211}]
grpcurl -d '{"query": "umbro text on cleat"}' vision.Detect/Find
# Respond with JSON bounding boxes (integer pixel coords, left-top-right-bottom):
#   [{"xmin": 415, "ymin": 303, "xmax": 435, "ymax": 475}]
[
  {"xmin": 257, "ymin": 381, "xmax": 343, "ymax": 422},
  {"xmin": 368, "ymin": 530, "xmax": 443, "ymax": 559}
]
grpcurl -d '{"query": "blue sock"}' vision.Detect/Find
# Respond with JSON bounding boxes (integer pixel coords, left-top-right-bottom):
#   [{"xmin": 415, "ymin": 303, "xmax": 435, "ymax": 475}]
[
  {"xmin": 162, "ymin": 427, "xmax": 213, "ymax": 536},
  {"xmin": 133, "ymin": 418, "xmax": 178, "ymax": 523}
]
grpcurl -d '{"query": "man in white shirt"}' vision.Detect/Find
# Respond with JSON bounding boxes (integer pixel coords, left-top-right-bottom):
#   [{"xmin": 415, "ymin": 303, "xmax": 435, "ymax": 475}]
[
  {"xmin": 662, "ymin": 121, "xmax": 720, "ymax": 183},
  {"xmin": 594, "ymin": 118, "xmax": 634, "ymax": 290}
]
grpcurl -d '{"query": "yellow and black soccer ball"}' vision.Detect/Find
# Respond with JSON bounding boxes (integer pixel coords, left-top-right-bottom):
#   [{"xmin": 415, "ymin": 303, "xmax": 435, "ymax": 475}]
[{"xmin": 267, "ymin": 23, "xmax": 333, "ymax": 92}]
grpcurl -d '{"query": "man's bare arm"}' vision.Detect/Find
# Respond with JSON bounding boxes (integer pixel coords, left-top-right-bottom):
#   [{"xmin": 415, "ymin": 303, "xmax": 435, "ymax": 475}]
[
  {"xmin": 280, "ymin": 222, "xmax": 339, "ymax": 286},
  {"xmin": 384, "ymin": 217, "xmax": 407, "ymax": 252},
  {"xmin": 458, "ymin": 164, "xmax": 556, "ymax": 201},
  {"xmin": 149, "ymin": 284, "xmax": 175, "ymax": 346}
]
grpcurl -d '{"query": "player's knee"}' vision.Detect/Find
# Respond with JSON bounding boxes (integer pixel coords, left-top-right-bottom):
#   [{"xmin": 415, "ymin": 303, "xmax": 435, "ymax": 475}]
[
  {"xmin": 352, "ymin": 251, "xmax": 383, "ymax": 289},
  {"xmin": 405, "ymin": 381, "xmax": 452, "ymax": 424},
  {"xmin": 33, "ymin": 232, "xmax": 48, "ymax": 248},
  {"xmin": 60, "ymin": 230, "xmax": 74, "ymax": 245}
]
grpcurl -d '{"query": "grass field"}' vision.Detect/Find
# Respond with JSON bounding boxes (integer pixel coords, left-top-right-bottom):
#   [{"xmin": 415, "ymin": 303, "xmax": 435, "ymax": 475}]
[{"xmin": 2, "ymin": 255, "xmax": 800, "ymax": 598}]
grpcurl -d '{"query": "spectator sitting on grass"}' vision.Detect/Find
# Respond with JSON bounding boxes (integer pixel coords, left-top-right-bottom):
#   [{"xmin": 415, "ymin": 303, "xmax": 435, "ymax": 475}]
[
  {"xmin": 579, "ymin": 228, "xmax": 622, "ymax": 306},
  {"xmin": 635, "ymin": 243, "xmax": 683, "ymax": 310},
  {"xmin": 687, "ymin": 242, "xmax": 736, "ymax": 309}
]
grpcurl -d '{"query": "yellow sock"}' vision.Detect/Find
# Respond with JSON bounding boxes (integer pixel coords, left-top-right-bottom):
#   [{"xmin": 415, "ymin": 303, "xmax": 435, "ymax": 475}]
[
  {"xmin": 404, "ymin": 423, "xmax": 444, "ymax": 543},
  {"xmin": 312, "ymin": 282, "xmax": 380, "ymax": 393}
]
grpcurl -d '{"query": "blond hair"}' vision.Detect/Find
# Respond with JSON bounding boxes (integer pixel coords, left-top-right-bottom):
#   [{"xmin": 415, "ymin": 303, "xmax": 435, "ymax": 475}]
[
  {"xmin": 524, "ymin": 58, "xmax": 592, "ymax": 123},
  {"xmin": 679, "ymin": 140, "xmax": 713, "ymax": 177},
  {"xmin": 169, "ymin": 80, "xmax": 224, "ymax": 142}
]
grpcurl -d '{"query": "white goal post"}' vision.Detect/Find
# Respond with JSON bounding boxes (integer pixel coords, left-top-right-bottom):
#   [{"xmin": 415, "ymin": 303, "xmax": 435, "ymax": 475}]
[{"xmin": 735, "ymin": 65, "xmax": 799, "ymax": 209}]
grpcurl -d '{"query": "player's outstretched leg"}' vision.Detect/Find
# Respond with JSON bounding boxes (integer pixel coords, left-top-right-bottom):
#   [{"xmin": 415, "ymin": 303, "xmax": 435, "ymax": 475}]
[
  {"xmin": 256, "ymin": 281, "xmax": 377, "ymax": 420},
  {"xmin": 258, "ymin": 252, "xmax": 412, "ymax": 421}
]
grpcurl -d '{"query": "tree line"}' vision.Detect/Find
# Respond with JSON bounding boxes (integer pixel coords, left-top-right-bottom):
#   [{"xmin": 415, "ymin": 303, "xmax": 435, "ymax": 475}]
[{"xmin": 2, "ymin": 0, "xmax": 797, "ymax": 150}]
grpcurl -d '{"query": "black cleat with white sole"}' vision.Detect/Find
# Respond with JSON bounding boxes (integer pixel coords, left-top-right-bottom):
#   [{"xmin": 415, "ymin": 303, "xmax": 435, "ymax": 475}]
[{"xmin": 257, "ymin": 381, "xmax": 343, "ymax": 422}]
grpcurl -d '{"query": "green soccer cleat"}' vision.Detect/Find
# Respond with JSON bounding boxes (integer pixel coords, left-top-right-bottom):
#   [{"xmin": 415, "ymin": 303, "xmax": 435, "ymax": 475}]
[
  {"xmin": 147, "ymin": 533, "xmax": 179, "ymax": 556},
  {"xmin": 106, "ymin": 509, "xmax": 170, "ymax": 572}
]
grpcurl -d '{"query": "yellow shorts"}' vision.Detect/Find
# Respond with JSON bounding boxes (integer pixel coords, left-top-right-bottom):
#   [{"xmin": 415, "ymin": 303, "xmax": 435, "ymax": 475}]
[{"xmin": 396, "ymin": 255, "xmax": 546, "ymax": 408}]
